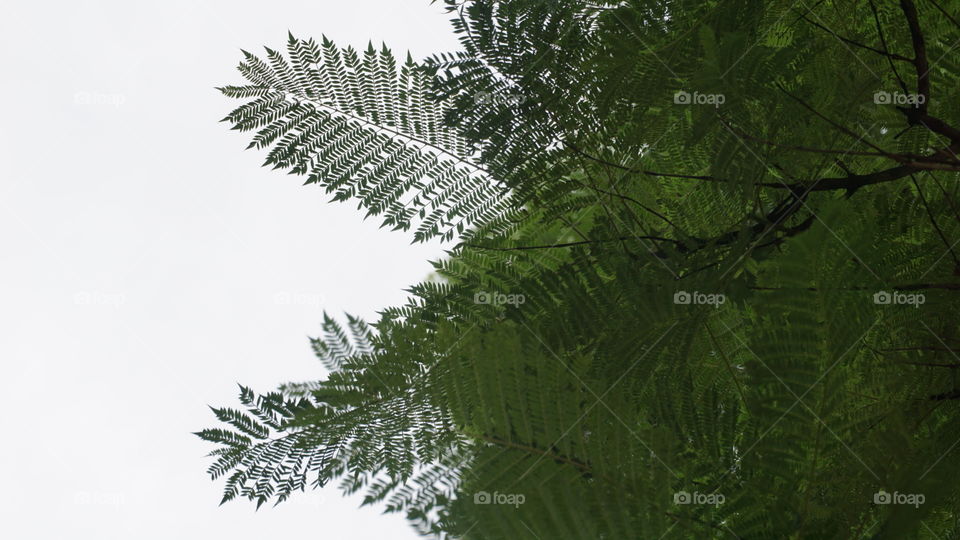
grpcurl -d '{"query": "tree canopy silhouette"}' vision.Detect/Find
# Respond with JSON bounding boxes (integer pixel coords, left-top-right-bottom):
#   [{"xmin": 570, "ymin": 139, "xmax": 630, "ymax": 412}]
[{"xmin": 198, "ymin": 1, "xmax": 960, "ymax": 537}]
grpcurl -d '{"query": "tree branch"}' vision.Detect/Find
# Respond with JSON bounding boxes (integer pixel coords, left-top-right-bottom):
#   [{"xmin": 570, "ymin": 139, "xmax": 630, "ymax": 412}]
[{"xmin": 796, "ymin": 10, "xmax": 913, "ymax": 62}]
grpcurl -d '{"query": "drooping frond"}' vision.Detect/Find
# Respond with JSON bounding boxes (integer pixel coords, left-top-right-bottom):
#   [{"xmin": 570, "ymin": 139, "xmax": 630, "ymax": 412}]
[{"xmin": 220, "ymin": 34, "xmax": 518, "ymax": 242}]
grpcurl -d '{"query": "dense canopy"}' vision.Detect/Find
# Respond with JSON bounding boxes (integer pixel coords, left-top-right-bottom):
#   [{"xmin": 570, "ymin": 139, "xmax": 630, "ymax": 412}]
[{"xmin": 198, "ymin": 1, "xmax": 960, "ymax": 537}]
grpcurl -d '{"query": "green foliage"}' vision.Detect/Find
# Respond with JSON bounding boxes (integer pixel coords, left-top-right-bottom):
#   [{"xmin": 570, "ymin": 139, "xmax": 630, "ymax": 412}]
[
  {"xmin": 220, "ymin": 33, "xmax": 515, "ymax": 242},
  {"xmin": 200, "ymin": 1, "xmax": 960, "ymax": 537}
]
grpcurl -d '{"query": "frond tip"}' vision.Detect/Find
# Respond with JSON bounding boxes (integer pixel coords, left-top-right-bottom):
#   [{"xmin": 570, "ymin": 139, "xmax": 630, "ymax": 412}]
[{"xmin": 219, "ymin": 34, "xmax": 515, "ymax": 243}]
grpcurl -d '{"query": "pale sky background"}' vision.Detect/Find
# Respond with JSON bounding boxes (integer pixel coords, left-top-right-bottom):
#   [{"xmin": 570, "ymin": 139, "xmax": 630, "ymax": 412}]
[{"xmin": 0, "ymin": 1, "xmax": 460, "ymax": 538}]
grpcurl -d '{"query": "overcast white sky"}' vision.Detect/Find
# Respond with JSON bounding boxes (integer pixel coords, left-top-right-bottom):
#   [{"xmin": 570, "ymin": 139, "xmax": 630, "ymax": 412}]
[{"xmin": 0, "ymin": 1, "xmax": 460, "ymax": 538}]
